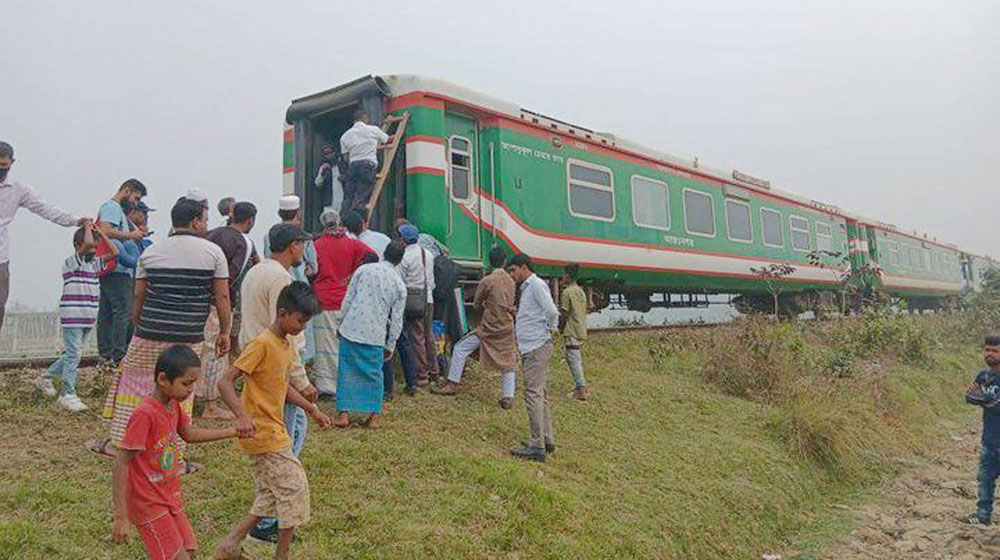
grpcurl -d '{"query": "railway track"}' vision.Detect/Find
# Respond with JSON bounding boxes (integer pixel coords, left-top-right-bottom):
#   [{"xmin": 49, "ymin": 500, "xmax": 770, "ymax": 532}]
[
  {"xmin": 0, "ymin": 322, "xmax": 731, "ymax": 370},
  {"xmin": 0, "ymin": 354, "xmax": 99, "ymax": 372},
  {"xmin": 589, "ymin": 321, "xmax": 727, "ymax": 334}
]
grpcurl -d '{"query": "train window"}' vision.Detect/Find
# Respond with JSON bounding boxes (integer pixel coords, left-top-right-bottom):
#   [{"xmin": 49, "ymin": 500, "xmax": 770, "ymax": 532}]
[
  {"xmin": 725, "ymin": 199, "xmax": 752, "ymax": 242},
  {"xmin": 448, "ymin": 136, "xmax": 472, "ymax": 200},
  {"xmin": 815, "ymin": 222, "xmax": 834, "ymax": 252},
  {"xmin": 761, "ymin": 208, "xmax": 783, "ymax": 247},
  {"xmin": 789, "ymin": 216, "xmax": 811, "ymax": 251},
  {"xmin": 631, "ymin": 175, "xmax": 670, "ymax": 230},
  {"xmin": 567, "ymin": 159, "xmax": 615, "ymax": 221},
  {"xmin": 683, "ymin": 189, "xmax": 716, "ymax": 237},
  {"xmin": 887, "ymin": 241, "xmax": 899, "ymax": 267}
]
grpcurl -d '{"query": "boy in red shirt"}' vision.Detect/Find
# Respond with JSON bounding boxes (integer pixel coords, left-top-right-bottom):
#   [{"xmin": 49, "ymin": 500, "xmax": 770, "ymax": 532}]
[{"xmin": 111, "ymin": 344, "xmax": 239, "ymax": 559}]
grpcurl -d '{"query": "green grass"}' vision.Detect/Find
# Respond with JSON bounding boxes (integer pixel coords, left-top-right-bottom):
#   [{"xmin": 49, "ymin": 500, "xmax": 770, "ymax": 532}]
[{"xmin": 0, "ymin": 323, "xmax": 980, "ymax": 559}]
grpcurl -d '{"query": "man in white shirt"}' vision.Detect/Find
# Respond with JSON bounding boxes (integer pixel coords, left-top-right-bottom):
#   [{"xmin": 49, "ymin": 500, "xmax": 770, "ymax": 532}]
[
  {"xmin": 507, "ymin": 253, "xmax": 560, "ymax": 463},
  {"xmin": 398, "ymin": 224, "xmax": 439, "ymax": 384},
  {"xmin": 0, "ymin": 141, "xmax": 89, "ymax": 328},
  {"xmin": 339, "ymin": 111, "xmax": 388, "ymax": 216},
  {"xmin": 343, "ymin": 209, "xmax": 391, "ymax": 260}
]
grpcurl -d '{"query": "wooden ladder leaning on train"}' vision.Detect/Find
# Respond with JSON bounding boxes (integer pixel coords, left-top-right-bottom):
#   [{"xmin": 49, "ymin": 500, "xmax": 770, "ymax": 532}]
[{"xmin": 364, "ymin": 111, "xmax": 410, "ymax": 221}]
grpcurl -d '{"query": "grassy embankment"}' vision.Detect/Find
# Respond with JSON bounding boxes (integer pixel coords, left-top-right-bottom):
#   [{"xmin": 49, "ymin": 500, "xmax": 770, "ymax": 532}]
[{"xmin": 0, "ymin": 311, "xmax": 984, "ymax": 558}]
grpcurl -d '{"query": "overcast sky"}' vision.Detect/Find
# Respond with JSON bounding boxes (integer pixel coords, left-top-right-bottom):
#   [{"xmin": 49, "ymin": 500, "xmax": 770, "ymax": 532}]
[{"xmin": 3, "ymin": 0, "xmax": 997, "ymax": 309}]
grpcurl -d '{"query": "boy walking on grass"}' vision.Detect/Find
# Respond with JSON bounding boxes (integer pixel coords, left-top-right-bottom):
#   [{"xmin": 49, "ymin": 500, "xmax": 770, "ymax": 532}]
[
  {"xmin": 965, "ymin": 335, "xmax": 1000, "ymax": 526},
  {"xmin": 34, "ymin": 222, "xmax": 116, "ymax": 412},
  {"xmin": 216, "ymin": 281, "xmax": 332, "ymax": 559},
  {"xmin": 111, "ymin": 345, "xmax": 239, "ymax": 559}
]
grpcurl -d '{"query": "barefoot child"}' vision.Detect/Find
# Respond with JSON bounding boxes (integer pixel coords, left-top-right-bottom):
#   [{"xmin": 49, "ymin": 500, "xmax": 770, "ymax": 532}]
[
  {"xmin": 216, "ymin": 281, "xmax": 331, "ymax": 559},
  {"xmin": 965, "ymin": 335, "xmax": 1000, "ymax": 526},
  {"xmin": 111, "ymin": 345, "xmax": 238, "ymax": 559}
]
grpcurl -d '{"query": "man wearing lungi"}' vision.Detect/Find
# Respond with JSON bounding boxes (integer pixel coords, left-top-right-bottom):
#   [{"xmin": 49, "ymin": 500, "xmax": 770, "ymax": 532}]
[
  {"xmin": 333, "ymin": 240, "xmax": 407, "ymax": 430},
  {"xmin": 95, "ymin": 198, "xmax": 230, "ymax": 471},
  {"xmin": 311, "ymin": 208, "xmax": 373, "ymax": 398}
]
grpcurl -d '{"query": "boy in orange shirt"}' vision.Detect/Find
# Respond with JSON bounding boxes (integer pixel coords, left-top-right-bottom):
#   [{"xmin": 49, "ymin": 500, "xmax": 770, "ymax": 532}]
[
  {"xmin": 216, "ymin": 281, "xmax": 331, "ymax": 559},
  {"xmin": 111, "ymin": 344, "xmax": 238, "ymax": 560}
]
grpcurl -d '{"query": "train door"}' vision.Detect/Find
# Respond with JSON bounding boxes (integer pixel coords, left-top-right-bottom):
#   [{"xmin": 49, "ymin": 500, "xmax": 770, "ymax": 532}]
[
  {"xmin": 444, "ymin": 113, "xmax": 482, "ymax": 262},
  {"xmin": 866, "ymin": 228, "xmax": 880, "ymax": 264}
]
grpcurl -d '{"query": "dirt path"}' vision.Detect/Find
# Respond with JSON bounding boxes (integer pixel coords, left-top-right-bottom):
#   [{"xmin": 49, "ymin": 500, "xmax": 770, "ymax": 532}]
[{"xmin": 822, "ymin": 425, "xmax": 1000, "ymax": 559}]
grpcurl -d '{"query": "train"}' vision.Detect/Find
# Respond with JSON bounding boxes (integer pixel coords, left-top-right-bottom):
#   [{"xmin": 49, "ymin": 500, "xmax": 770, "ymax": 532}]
[{"xmin": 282, "ymin": 75, "xmax": 996, "ymax": 313}]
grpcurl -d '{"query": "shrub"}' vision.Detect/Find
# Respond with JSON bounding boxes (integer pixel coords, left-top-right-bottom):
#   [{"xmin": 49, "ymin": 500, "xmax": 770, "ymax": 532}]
[{"xmin": 701, "ymin": 317, "xmax": 803, "ymax": 401}]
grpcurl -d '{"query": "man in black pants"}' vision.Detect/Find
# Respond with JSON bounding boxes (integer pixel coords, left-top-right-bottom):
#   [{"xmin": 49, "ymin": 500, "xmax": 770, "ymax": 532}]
[{"xmin": 339, "ymin": 110, "xmax": 388, "ymax": 216}]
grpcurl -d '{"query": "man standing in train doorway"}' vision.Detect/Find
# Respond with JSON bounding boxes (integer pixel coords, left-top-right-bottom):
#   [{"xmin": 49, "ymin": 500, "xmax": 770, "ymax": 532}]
[
  {"xmin": 507, "ymin": 253, "xmax": 560, "ymax": 463},
  {"xmin": 339, "ymin": 110, "xmax": 388, "ymax": 216}
]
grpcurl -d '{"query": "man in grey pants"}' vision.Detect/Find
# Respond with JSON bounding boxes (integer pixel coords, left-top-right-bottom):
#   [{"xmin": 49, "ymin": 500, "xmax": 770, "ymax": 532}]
[
  {"xmin": 507, "ymin": 253, "xmax": 560, "ymax": 462},
  {"xmin": 0, "ymin": 141, "xmax": 87, "ymax": 329}
]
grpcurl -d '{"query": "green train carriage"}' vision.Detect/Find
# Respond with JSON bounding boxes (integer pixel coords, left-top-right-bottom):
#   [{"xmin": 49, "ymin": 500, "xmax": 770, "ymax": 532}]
[{"xmin": 282, "ymin": 75, "xmax": 978, "ymax": 311}]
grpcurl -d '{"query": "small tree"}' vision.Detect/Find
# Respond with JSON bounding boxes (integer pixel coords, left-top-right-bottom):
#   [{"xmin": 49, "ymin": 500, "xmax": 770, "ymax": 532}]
[
  {"xmin": 808, "ymin": 250, "xmax": 885, "ymax": 315},
  {"xmin": 750, "ymin": 263, "xmax": 796, "ymax": 318}
]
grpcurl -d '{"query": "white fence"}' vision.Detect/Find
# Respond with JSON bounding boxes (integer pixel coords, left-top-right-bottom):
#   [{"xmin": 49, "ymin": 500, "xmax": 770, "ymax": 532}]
[{"xmin": 0, "ymin": 312, "xmax": 96, "ymax": 360}]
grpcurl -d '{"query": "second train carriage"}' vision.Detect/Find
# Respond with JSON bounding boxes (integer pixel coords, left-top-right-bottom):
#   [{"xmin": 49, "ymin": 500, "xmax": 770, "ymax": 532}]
[{"xmin": 282, "ymin": 75, "xmax": 988, "ymax": 310}]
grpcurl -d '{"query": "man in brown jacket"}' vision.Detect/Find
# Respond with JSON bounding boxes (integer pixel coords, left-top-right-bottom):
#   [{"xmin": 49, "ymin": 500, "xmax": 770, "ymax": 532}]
[{"xmin": 432, "ymin": 246, "xmax": 518, "ymax": 408}]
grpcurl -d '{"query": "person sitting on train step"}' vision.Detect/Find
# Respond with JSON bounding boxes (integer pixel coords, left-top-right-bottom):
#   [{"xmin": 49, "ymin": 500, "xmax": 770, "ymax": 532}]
[
  {"xmin": 398, "ymin": 224, "xmax": 439, "ymax": 386},
  {"xmin": 560, "ymin": 263, "xmax": 589, "ymax": 401},
  {"xmin": 508, "ymin": 253, "xmax": 559, "ymax": 463},
  {"xmin": 315, "ymin": 143, "xmax": 345, "ymax": 215},
  {"xmin": 339, "ymin": 111, "xmax": 388, "ymax": 215},
  {"xmin": 311, "ymin": 208, "xmax": 374, "ymax": 399},
  {"xmin": 431, "ymin": 246, "xmax": 517, "ymax": 408}
]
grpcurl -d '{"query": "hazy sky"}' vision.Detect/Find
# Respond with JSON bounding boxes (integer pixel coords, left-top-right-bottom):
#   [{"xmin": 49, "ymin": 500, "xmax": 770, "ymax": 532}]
[{"xmin": 3, "ymin": 1, "xmax": 997, "ymax": 309}]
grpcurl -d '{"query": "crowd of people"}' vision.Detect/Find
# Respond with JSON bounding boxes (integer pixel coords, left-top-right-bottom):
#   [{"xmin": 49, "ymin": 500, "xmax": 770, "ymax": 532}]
[{"xmin": 0, "ymin": 128, "xmax": 593, "ymax": 558}]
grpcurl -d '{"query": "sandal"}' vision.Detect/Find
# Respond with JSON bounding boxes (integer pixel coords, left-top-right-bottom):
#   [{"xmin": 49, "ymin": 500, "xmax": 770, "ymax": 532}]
[
  {"xmin": 181, "ymin": 460, "xmax": 203, "ymax": 476},
  {"xmin": 85, "ymin": 438, "xmax": 116, "ymax": 460}
]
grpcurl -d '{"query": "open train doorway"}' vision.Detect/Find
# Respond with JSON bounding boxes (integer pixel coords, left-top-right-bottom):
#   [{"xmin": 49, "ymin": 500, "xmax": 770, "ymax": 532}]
[{"xmin": 285, "ymin": 77, "xmax": 388, "ymax": 233}]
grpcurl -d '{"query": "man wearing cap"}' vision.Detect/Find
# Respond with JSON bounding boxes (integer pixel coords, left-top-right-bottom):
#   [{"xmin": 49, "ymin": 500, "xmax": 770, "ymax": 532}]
[
  {"xmin": 398, "ymin": 223, "xmax": 439, "ymax": 385},
  {"xmin": 339, "ymin": 110, "xmax": 388, "ymax": 216},
  {"xmin": 265, "ymin": 195, "xmax": 319, "ymax": 366},
  {"xmin": 238, "ymin": 222, "xmax": 320, "ymax": 542},
  {"xmin": 184, "ymin": 188, "xmax": 209, "ymax": 209},
  {"xmin": 0, "ymin": 141, "xmax": 90, "ymax": 329},
  {"xmin": 311, "ymin": 207, "xmax": 374, "ymax": 398},
  {"xmin": 96, "ymin": 178, "xmax": 149, "ymax": 369}
]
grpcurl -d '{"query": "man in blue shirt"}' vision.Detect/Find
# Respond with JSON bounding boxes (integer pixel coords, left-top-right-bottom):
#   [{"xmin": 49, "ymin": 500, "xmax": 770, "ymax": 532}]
[
  {"xmin": 96, "ymin": 179, "xmax": 147, "ymax": 368},
  {"xmin": 966, "ymin": 335, "xmax": 1000, "ymax": 525}
]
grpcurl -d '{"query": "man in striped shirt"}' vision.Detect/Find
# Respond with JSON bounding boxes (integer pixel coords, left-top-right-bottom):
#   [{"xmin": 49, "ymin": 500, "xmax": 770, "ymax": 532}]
[
  {"xmin": 97, "ymin": 198, "xmax": 230, "ymax": 470},
  {"xmin": 34, "ymin": 223, "xmax": 116, "ymax": 412}
]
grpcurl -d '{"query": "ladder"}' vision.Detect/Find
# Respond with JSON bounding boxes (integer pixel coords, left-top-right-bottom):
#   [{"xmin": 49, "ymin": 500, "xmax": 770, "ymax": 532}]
[{"xmin": 365, "ymin": 111, "xmax": 410, "ymax": 220}]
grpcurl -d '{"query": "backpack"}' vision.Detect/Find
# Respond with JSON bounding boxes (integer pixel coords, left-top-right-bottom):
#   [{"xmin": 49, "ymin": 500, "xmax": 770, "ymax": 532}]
[
  {"xmin": 93, "ymin": 221, "xmax": 118, "ymax": 277},
  {"xmin": 433, "ymin": 254, "xmax": 460, "ymax": 302}
]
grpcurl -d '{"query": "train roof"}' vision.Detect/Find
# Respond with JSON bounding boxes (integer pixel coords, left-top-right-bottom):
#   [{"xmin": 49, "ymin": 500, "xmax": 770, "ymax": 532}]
[{"xmin": 290, "ymin": 74, "xmax": 988, "ymax": 258}]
